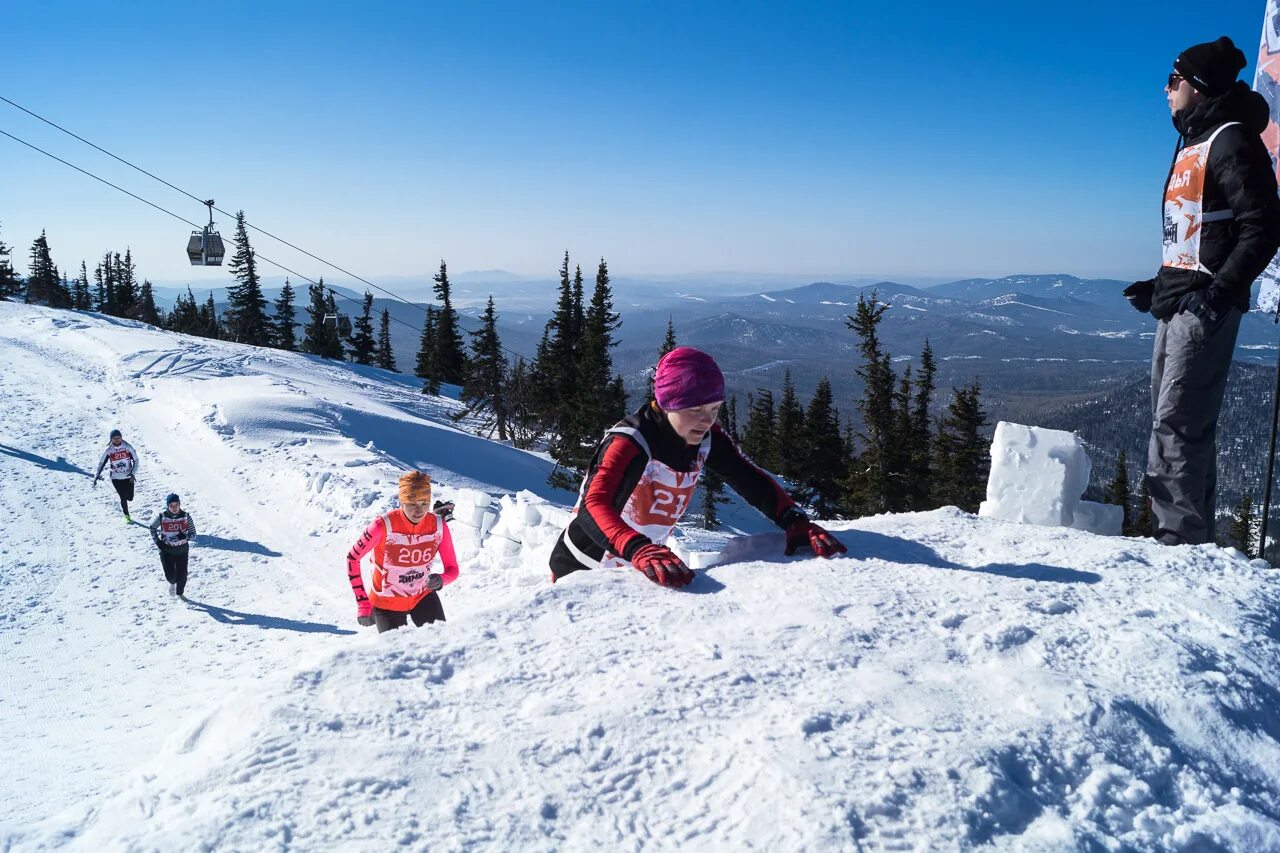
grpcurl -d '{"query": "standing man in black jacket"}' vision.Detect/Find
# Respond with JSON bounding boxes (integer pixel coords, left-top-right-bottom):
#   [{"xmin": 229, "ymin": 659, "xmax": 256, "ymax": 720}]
[{"xmin": 1125, "ymin": 36, "xmax": 1280, "ymax": 545}]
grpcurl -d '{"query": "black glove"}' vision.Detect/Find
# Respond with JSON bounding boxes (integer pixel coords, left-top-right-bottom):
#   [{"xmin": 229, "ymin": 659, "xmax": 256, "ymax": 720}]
[
  {"xmin": 426, "ymin": 573, "xmax": 444, "ymax": 592},
  {"xmin": 357, "ymin": 614, "xmax": 375, "ymax": 627},
  {"xmin": 1123, "ymin": 279, "xmax": 1154, "ymax": 314},
  {"xmin": 433, "ymin": 500, "xmax": 455, "ymax": 521},
  {"xmin": 1178, "ymin": 286, "xmax": 1234, "ymax": 336}
]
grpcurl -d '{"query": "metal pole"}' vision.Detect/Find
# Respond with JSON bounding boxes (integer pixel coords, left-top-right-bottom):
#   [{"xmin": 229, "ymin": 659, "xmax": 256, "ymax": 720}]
[{"xmin": 1261, "ymin": 322, "xmax": 1280, "ymax": 560}]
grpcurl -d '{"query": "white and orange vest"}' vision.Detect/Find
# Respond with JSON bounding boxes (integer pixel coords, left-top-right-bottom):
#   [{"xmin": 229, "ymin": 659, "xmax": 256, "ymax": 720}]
[
  {"xmin": 370, "ymin": 510, "xmax": 444, "ymax": 608},
  {"xmin": 1162, "ymin": 122, "xmax": 1240, "ymax": 274},
  {"xmin": 578, "ymin": 426, "xmax": 711, "ymax": 569}
]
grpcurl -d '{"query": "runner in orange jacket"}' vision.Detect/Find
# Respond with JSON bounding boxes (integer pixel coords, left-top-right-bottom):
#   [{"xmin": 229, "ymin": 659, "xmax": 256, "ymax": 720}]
[{"xmin": 346, "ymin": 471, "xmax": 459, "ymax": 632}]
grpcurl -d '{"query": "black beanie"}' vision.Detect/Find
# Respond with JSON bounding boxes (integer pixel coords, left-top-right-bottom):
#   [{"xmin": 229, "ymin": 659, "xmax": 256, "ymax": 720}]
[{"xmin": 1174, "ymin": 36, "xmax": 1247, "ymax": 97}]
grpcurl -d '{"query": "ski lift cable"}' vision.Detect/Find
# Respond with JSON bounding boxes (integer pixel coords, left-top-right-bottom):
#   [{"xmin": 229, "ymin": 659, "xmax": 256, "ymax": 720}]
[
  {"xmin": 0, "ymin": 126, "xmax": 420, "ymax": 334},
  {"xmin": 1, "ymin": 107, "xmax": 537, "ymax": 364},
  {"xmin": 0, "ymin": 94, "xmax": 452, "ymax": 327}
]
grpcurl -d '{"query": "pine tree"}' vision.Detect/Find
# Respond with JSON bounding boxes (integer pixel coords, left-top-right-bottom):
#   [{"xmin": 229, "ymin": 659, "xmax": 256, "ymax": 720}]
[
  {"xmin": 908, "ymin": 341, "xmax": 937, "ymax": 511},
  {"xmin": 224, "ymin": 211, "xmax": 271, "ymax": 346},
  {"xmin": 92, "ymin": 259, "xmax": 105, "ymax": 311},
  {"xmin": 1134, "ymin": 475, "xmax": 1154, "ymax": 538},
  {"xmin": 272, "ymin": 279, "xmax": 298, "ymax": 351},
  {"xmin": 774, "ymin": 370, "xmax": 806, "ymax": 483},
  {"xmin": 648, "ymin": 317, "xmax": 679, "ymax": 399},
  {"xmin": 376, "ymin": 307, "xmax": 396, "ymax": 370},
  {"xmin": 168, "ymin": 287, "xmax": 200, "ymax": 334},
  {"xmin": 302, "ymin": 279, "xmax": 342, "ymax": 358},
  {"xmin": 741, "ymin": 390, "xmax": 777, "ymax": 470},
  {"xmin": 1228, "ymin": 492, "xmax": 1259, "ymax": 558},
  {"xmin": 1106, "ymin": 450, "xmax": 1132, "ymax": 535},
  {"xmin": 459, "ymin": 295, "xmax": 510, "ymax": 440},
  {"xmin": 98, "ymin": 251, "xmax": 118, "ymax": 315},
  {"xmin": 432, "ymin": 261, "xmax": 467, "ymax": 385},
  {"xmin": 506, "ymin": 357, "xmax": 543, "ymax": 449},
  {"xmin": 723, "ymin": 395, "xmax": 740, "ymax": 442},
  {"xmin": 796, "ymin": 378, "xmax": 846, "ymax": 519},
  {"xmin": 136, "ymin": 280, "xmax": 162, "ymax": 326},
  {"xmin": 568, "ymin": 258, "xmax": 624, "ymax": 461},
  {"xmin": 844, "ymin": 293, "xmax": 897, "ymax": 515},
  {"xmin": 25, "ymin": 231, "xmax": 61, "ymax": 306},
  {"xmin": 414, "ymin": 305, "xmax": 440, "ymax": 394},
  {"xmin": 198, "ymin": 293, "xmax": 222, "ymax": 339},
  {"xmin": 0, "ymin": 223, "xmax": 21, "ymax": 300},
  {"xmin": 933, "ymin": 381, "xmax": 989, "ymax": 513},
  {"xmin": 72, "ymin": 261, "xmax": 91, "ymax": 310},
  {"xmin": 117, "ymin": 248, "xmax": 137, "ymax": 316},
  {"xmin": 348, "ymin": 291, "xmax": 377, "ymax": 365}
]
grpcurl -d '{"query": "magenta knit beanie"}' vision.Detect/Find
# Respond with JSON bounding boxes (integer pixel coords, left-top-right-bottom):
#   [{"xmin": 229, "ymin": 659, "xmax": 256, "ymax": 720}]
[{"xmin": 654, "ymin": 346, "xmax": 725, "ymax": 410}]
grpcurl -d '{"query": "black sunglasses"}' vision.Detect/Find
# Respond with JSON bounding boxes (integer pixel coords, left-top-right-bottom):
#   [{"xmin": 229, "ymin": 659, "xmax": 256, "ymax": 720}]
[{"xmin": 1167, "ymin": 72, "xmax": 1184, "ymax": 89}]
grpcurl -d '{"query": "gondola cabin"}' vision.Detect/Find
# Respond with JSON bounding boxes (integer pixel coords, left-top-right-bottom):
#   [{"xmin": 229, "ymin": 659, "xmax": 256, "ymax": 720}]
[
  {"xmin": 186, "ymin": 199, "xmax": 225, "ymax": 266},
  {"xmin": 186, "ymin": 226, "xmax": 225, "ymax": 266}
]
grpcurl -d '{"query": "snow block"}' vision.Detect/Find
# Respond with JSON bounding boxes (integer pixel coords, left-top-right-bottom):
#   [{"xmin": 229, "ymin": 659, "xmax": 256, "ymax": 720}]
[
  {"xmin": 1070, "ymin": 500, "xmax": 1123, "ymax": 537},
  {"xmin": 979, "ymin": 421, "xmax": 1110, "ymax": 533}
]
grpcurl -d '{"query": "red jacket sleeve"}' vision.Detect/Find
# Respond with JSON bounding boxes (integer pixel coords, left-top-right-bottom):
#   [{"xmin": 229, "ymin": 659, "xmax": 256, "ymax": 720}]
[
  {"xmin": 346, "ymin": 516, "xmax": 386, "ymax": 616},
  {"xmin": 580, "ymin": 434, "xmax": 651, "ymax": 559},
  {"xmin": 435, "ymin": 519, "xmax": 460, "ymax": 586}
]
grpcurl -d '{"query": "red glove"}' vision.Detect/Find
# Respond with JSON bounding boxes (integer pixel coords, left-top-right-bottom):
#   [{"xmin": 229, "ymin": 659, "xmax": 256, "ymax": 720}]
[
  {"xmin": 632, "ymin": 543, "xmax": 694, "ymax": 587},
  {"xmin": 785, "ymin": 519, "xmax": 847, "ymax": 558}
]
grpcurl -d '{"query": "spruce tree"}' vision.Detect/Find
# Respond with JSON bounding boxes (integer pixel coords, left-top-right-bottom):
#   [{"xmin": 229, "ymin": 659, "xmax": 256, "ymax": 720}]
[
  {"xmin": 648, "ymin": 317, "xmax": 679, "ymax": 399},
  {"xmin": 796, "ymin": 378, "xmax": 846, "ymax": 519},
  {"xmin": 432, "ymin": 261, "xmax": 466, "ymax": 385},
  {"xmin": 1106, "ymin": 450, "xmax": 1132, "ymax": 535},
  {"xmin": 117, "ymin": 248, "xmax": 137, "ymax": 315},
  {"xmin": 92, "ymin": 259, "xmax": 105, "ymax": 311},
  {"xmin": 414, "ymin": 305, "xmax": 440, "ymax": 394},
  {"xmin": 1134, "ymin": 475, "xmax": 1154, "ymax": 538},
  {"xmin": 98, "ymin": 251, "xmax": 118, "ymax": 315},
  {"xmin": 348, "ymin": 291, "xmax": 377, "ymax": 365},
  {"xmin": 25, "ymin": 231, "xmax": 60, "ymax": 306},
  {"xmin": 302, "ymin": 279, "xmax": 343, "ymax": 358},
  {"xmin": 272, "ymin": 279, "xmax": 298, "ymax": 351},
  {"xmin": 575, "ymin": 259, "xmax": 624, "ymax": 438},
  {"xmin": 844, "ymin": 293, "xmax": 897, "ymax": 515},
  {"xmin": 723, "ymin": 395, "xmax": 740, "ymax": 442},
  {"xmin": 1228, "ymin": 493, "xmax": 1258, "ymax": 558},
  {"xmin": 376, "ymin": 307, "xmax": 396, "ymax": 370},
  {"xmin": 459, "ymin": 295, "xmax": 510, "ymax": 440},
  {"xmin": 73, "ymin": 262, "xmax": 91, "ymax": 310},
  {"xmin": 136, "ymin": 280, "xmax": 162, "ymax": 326},
  {"xmin": 933, "ymin": 381, "xmax": 989, "ymax": 513},
  {"xmin": 506, "ymin": 357, "xmax": 543, "ymax": 449},
  {"xmin": 224, "ymin": 211, "xmax": 271, "ymax": 346},
  {"xmin": 908, "ymin": 341, "xmax": 937, "ymax": 511},
  {"xmin": 741, "ymin": 390, "xmax": 777, "ymax": 470},
  {"xmin": 774, "ymin": 370, "xmax": 806, "ymax": 483},
  {"xmin": 169, "ymin": 287, "xmax": 200, "ymax": 334},
  {"xmin": 0, "ymin": 224, "xmax": 21, "ymax": 300},
  {"xmin": 198, "ymin": 293, "xmax": 222, "ymax": 339}
]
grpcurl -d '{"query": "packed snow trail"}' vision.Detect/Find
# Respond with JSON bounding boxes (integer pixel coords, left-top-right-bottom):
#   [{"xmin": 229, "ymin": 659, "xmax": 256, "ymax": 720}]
[
  {"xmin": 5, "ymin": 303, "xmax": 1280, "ymax": 851},
  {"xmin": 0, "ymin": 305, "xmax": 570, "ymax": 834}
]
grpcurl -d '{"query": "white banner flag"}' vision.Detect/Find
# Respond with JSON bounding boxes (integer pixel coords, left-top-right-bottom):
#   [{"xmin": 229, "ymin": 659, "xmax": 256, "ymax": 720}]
[{"xmin": 1255, "ymin": 0, "xmax": 1280, "ymax": 314}]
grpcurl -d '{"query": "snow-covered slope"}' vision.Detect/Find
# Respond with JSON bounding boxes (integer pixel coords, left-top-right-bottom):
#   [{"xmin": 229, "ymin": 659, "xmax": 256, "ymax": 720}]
[{"xmin": 3, "ymin": 302, "xmax": 1280, "ymax": 851}]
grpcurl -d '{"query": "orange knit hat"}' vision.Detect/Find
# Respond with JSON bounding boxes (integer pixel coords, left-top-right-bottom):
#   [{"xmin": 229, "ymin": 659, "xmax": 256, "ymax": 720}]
[{"xmin": 398, "ymin": 470, "xmax": 432, "ymax": 505}]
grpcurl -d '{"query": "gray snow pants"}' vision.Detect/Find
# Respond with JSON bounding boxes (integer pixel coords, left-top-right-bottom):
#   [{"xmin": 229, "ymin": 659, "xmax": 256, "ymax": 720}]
[{"xmin": 1146, "ymin": 307, "xmax": 1242, "ymax": 545}]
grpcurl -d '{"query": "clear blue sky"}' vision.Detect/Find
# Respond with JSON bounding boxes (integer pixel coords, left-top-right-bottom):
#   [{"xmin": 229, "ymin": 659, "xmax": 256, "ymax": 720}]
[{"xmin": 0, "ymin": 1, "xmax": 1270, "ymax": 286}]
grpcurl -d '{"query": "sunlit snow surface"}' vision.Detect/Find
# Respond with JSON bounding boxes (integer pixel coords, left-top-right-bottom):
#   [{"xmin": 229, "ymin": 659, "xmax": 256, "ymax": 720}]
[{"xmin": 2, "ymin": 302, "xmax": 1279, "ymax": 851}]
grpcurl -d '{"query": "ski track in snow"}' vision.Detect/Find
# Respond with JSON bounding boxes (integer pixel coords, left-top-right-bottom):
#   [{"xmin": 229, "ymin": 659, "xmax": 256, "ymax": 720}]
[{"xmin": 4, "ymin": 303, "xmax": 1280, "ymax": 851}]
